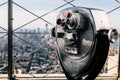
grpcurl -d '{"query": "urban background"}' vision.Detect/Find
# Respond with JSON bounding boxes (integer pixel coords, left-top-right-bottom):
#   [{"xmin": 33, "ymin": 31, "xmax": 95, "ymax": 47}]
[{"xmin": 0, "ymin": 0, "xmax": 119, "ymax": 78}]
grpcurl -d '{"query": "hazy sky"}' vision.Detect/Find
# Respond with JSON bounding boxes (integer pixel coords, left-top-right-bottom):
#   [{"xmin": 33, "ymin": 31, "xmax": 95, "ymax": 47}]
[{"xmin": 0, "ymin": 0, "xmax": 120, "ymax": 31}]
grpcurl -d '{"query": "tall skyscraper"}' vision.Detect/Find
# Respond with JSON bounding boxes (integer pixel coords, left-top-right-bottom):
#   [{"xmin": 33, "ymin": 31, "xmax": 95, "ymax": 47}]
[{"xmin": 45, "ymin": 24, "xmax": 48, "ymax": 33}]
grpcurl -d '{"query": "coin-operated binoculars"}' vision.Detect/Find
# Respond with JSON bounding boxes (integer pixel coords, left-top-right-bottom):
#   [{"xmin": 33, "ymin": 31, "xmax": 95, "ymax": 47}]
[{"xmin": 51, "ymin": 7, "xmax": 118, "ymax": 80}]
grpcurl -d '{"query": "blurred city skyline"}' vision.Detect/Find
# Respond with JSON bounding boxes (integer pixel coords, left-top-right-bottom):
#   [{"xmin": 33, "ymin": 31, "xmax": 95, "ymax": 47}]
[{"xmin": 0, "ymin": 0, "xmax": 119, "ymax": 78}]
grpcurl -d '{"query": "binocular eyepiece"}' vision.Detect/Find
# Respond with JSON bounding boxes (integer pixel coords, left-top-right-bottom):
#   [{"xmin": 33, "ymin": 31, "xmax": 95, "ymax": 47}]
[{"xmin": 56, "ymin": 10, "xmax": 87, "ymax": 30}]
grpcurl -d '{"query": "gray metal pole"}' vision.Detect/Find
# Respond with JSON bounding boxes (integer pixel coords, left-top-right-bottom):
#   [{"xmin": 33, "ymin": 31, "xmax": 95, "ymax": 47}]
[
  {"xmin": 8, "ymin": 0, "xmax": 13, "ymax": 80},
  {"xmin": 118, "ymin": 34, "xmax": 120, "ymax": 79}
]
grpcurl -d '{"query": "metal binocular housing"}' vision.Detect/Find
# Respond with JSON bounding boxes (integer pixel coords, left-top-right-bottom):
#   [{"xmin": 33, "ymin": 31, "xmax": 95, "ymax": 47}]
[{"xmin": 51, "ymin": 7, "xmax": 118, "ymax": 80}]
